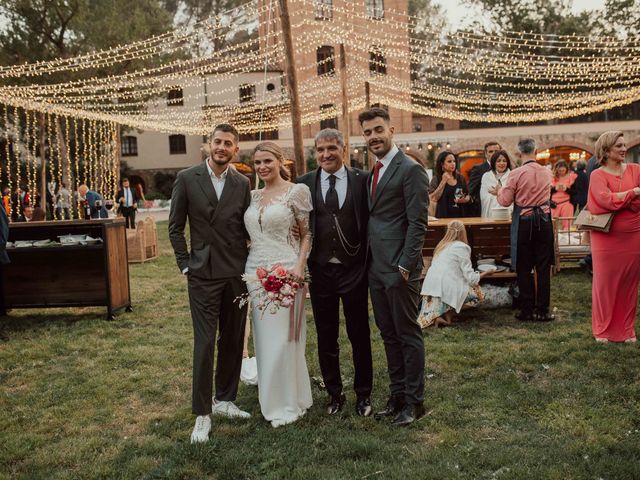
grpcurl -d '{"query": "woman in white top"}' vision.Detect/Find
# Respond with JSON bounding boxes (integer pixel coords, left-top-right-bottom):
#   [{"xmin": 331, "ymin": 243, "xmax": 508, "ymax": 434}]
[
  {"xmin": 418, "ymin": 220, "xmax": 489, "ymax": 327},
  {"xmin": 480, "ymin": 150, "xmax": 514, "ymax": 219}
]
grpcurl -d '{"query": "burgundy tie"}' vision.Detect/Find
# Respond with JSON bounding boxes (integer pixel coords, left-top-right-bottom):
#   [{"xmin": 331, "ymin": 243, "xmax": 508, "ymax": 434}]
[{"xmin": 371, "ymin": 161, "xmax": 383, "ymax": 198}]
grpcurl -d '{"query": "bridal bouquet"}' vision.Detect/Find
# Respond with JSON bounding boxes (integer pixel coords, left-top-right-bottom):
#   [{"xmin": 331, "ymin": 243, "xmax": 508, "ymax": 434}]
[{"xmin": 237, "ymin": 264, "xmax": 306, "ymax": 315}]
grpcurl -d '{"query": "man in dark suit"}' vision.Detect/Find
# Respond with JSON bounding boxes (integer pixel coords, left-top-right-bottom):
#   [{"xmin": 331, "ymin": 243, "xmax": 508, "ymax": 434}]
[
  {"xmin": 359, "ymin": 108, "xmax": 429, "ymax": 426},
  {"xmin": 297, "ymin": 128, "xmax": 373, "ymax": 417},
  {"xmin": 169, "ymin": 124, "xmax": 252, "ymax": 443},
  {"xmin": 116, "ymin": 178, "xmax": 138, "ymax": 229},
  {"xmin": 467, "ymin": 141, "xmax": 502, "ymax": 217},
  {"xmin": 77, "ymin": 185, "xmax": 108, "ymax": 219}
]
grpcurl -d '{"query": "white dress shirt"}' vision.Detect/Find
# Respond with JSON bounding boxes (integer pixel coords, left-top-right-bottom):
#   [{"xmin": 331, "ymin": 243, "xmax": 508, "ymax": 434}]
[
  {"xmin": 320, "ymin": 165, "xmax": 348, "ymax": 208},
  {"xmin": 371, "ymin": 144, "xmax": 399, "ymax": 194},
  {"xmin": 206, "ymin": 159, "xmax": 228, "ymax": 199},
  {"xmin": 123, "ymin": 187, "xmax": 133, "ymax": 207}
]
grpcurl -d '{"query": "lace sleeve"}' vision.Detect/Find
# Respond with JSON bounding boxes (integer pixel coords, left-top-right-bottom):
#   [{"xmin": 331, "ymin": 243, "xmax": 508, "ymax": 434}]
[
  {"xmin": 288, "ymin": 184, "xmax": 313, "ymax": 277},
  {"xmin": 288, "ymin": 183, "xmax": 313, "ymax": 224}
]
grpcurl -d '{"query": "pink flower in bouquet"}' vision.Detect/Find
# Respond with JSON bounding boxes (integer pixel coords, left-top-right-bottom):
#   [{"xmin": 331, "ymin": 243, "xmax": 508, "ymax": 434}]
[
  {"xmin": 256, "ymin": 267, "xmax": 268, "ymax": 280},
  {"xmin": 281, "ymin": 296, "xmax": 293, "ymax": 307},
  {"xmin": 273, "ymin": 265, "xmax": 288, "ymax": 278},
  {"xmin": 263, "ymin": 276, "xmax": 283, "ymax": 293},
  {"xmin": 280, "ymin": 283, "xmax": 292, "ymax": 296}
]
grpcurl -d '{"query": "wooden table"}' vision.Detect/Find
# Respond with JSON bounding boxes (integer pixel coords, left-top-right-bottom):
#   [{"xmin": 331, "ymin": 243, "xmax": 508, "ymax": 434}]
[
  {"xmin": 3, "ymin": 219, "xmax": 132, "ymax": 319},
  {"xmin": 423, "ymin": 217, "xmax": 514, "ymax": 278}
]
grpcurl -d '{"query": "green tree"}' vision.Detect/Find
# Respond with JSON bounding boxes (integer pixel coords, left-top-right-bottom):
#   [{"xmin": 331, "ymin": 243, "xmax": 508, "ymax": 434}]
[
  {"xmin": 0, "ymin": 0, "xmax": 173, "ymax": 71},
  {"xmin": 463, "ymin": 0, "xmax": 596, "ymax": 35}
]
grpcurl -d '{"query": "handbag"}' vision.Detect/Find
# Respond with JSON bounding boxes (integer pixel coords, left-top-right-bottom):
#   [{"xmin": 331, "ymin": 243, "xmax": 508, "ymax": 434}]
[{"xmin": 574, "ymin": 208, "xmax": 614, "ymax": 233}]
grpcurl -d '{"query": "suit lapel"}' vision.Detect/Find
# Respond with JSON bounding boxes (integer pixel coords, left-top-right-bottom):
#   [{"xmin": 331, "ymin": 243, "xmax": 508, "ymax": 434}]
[
  {"xmin": 196, "ymin": 161, "xmax": 219, "ymax": 211},
  {"xmin": 212, "ymin": 167, "xmax": 238, "ymax": 222},
  {"xmin": 371, "ymin": 152, "xmax": 402, "ymax": 210}
]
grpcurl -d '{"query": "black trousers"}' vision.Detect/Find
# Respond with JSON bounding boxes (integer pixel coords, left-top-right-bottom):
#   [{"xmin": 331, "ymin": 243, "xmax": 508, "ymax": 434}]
[
  {"xmin": 369, "ymin": 270, "xmax": 424, "ymax": 406},
  {"xmin": 309, "ymin": 262, "xmax": 372, "ymax": 399},
  {"xmin": 121, "ymin": 206, "xmax": 136, "ymax": 229},
  {"xmin": 188, "ymin": 274, "xmax": 247, "ymax": 415},
  {"xmin": 516, "ymin": 216, "xmax": 554, "ymax": 315}
]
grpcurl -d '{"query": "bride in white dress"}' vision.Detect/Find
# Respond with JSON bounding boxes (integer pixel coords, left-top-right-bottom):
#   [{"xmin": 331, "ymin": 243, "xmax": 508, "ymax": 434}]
[{"xmin": 243, "ymin": 141, "xmax": 313, "ymax": 427}]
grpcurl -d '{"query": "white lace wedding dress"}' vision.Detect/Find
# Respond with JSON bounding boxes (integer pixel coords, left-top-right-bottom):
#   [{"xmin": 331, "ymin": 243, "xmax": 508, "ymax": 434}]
[{"xmin": 244, "ymin": 183, "xmax": 313, "ymax": 427}]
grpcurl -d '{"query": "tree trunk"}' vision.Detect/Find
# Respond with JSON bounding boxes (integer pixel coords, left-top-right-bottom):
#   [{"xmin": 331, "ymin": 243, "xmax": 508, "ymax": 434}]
[{"xmin": 278, "ymin": 0, "xmax": 305, "ymax": 175}]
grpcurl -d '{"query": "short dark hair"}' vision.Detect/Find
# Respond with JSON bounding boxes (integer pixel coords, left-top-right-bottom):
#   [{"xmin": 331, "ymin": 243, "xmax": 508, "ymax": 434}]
[
  {"xmin": 484, "ymin": 141, "xmax": 500, "ymax": 152},
  {"xmin": 212, "ymin": 123, "xmax": 239, "ymax": 143},
  {"xmin": 358, "ymin": 107, "xmax": 390, "ymax": 126},
  {"xmin": 121, "ymin": 177, "xmax": 129, "ymax": 183},
  {"xmin": 489, "ymin": 150, "xmax": 513, "ymax": 172},
  {"xmin": 434, "ymin": 150, "xmax": 458, "ymax": 180}
]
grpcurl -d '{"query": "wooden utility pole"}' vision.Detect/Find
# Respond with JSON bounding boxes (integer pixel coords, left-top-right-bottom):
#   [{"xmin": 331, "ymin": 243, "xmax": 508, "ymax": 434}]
[
  {"xmin": 339, "ymin": 44, "xmax": 350, "ymax": 165},
  {"xmin": 364, "ymin": 82, "xmax": 371, "ymax": 168},
  {"xmin": 278, "ymin": 0, "xmax": 305, "ymax": 174},
  {"xmin": 38, "ymin": 113, "xmax": 47, "ymax": 218},
  {"xmin": 365, "ymin": 81, "xmax": 371, "ymax": 108}
]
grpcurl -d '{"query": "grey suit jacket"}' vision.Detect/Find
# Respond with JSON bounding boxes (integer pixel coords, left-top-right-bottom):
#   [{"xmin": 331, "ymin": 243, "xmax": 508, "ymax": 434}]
[
  {"xmin": 169, "ymin": 162, "xmax": 251, "ymax": 279},
  {"xmin": 368, "ymin": 149, "xmax": 429, "ymax": 278}
]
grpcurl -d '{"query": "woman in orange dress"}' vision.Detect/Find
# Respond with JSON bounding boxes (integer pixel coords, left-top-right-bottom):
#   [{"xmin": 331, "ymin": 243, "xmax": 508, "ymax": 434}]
[
  {"xmin": 588, "ymin": 131, "xmax": 640, "ymax": 343},
  {"xmin": 551, "ymin": 160, "xmax": 577, "ymax": 230}
]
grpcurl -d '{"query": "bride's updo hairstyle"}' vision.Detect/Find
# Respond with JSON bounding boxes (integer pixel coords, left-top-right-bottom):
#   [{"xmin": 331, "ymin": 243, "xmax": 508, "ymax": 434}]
[{"xmin": 253, "ymin": 141, "xmax": 291, "ymax": 181}]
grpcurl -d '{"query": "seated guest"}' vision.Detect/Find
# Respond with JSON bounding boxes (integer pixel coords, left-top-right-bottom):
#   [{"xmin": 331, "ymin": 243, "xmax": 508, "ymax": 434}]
[
  {"xmin": 17, "ymin": 206, "xmax": 34, "ymax": 222},
  {"xmin": 480, "ymin": 150, "xmax": 514, "ymax": 219},
  {"xmin": 418, "ymin": 220, "xmax": 489, "ymax": 327},
  {"xmin": 551, "ymin": 160, "xmax": 577, "ymax": 230},
  {"xmin": 77, "ymin": 184, "xmax": 108, "ymax": 219},
  {"xmin": 428, "ymin": 151, "xmax": 470, "ymax": 218}
]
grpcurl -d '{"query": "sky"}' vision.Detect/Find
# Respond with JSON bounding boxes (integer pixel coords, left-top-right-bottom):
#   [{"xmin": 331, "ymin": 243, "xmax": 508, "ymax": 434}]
[{"xmin": 439, "ymin": 0, "xmax": 607, "ymax": 29}]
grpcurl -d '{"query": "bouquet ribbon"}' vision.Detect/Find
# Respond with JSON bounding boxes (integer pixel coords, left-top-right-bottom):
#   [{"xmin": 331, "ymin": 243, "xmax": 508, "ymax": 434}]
[{"xmin": 288, "ymin": 285, "xmax": 307, "ymax": 342}]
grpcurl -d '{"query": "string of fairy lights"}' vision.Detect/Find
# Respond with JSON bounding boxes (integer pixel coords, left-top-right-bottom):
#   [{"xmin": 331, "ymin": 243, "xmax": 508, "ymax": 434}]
[{"xmin": 1, "ymin": 0, "xmax": 640, "ymax": 218}]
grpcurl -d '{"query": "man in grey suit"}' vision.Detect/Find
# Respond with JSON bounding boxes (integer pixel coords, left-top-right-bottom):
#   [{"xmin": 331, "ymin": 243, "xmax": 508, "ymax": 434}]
[
  {"xmin": 359, "ymin": 108, "xmax": 429, "ymax": 426},
  {"xmin": 169, "ymin": 124, "xmax": 252, "ymax": 444}
]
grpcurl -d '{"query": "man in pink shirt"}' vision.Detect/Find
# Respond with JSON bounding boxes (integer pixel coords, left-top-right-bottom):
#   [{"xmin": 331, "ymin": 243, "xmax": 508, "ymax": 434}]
[{"xmin": 489, "ymin": 138, "xmax": 555, "ymax": 322}]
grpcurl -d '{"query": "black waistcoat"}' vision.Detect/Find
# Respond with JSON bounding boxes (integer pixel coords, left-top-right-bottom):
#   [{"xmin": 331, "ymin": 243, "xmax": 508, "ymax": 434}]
[{"xmin": 314, "ymin": 176, "xmax": 361, "ymax": 267}]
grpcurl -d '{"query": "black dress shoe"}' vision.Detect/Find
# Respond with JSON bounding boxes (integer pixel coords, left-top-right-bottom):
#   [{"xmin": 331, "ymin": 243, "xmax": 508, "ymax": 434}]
[
  {"xmin": 327, "ymin": 393, "xmax": 346, "ymax": 415},
  {"xmin": 515, "ymin": 311, "xmax": 534, "ymax": 322},
  {"xmin": 355, "ymin": 397, "xmax": 372, "ymax": 417},
  {"xmin": 374, "ymin": 396, "xmax": 404, "ymax": 420},
  {"xmin": 535, "ymin": 312, "xmax": 555, "ymax": 322},
  {"xmin": 391, "ymin": 403, "xmax": 425, "ymax": 427}
]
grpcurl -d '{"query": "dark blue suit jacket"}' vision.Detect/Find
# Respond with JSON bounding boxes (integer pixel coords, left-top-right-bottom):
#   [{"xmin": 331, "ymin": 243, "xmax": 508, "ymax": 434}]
[{"xmin": 85, "ymin": 190, "xmax": 108, "ymax": 219}]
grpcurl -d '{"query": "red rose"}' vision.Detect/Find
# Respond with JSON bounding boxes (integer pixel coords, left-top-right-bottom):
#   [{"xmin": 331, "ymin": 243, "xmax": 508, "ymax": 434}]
[
  {"xmin": 272, "ymin": 265, "xmax": 288, "ymax": 278},
  {"xmin": 263, "ymin": 275, "xmax": 284, "ymax": 293}
]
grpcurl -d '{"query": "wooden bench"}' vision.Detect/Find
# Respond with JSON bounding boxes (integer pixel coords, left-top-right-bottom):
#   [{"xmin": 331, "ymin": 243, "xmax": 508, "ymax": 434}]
[
  {"xmin": 552, "ymin": 216, "xmax": 590, "ymax": 272},
  {"xmin": 126, "ymin": 217, "xmax": 159, "ymax": 263}
]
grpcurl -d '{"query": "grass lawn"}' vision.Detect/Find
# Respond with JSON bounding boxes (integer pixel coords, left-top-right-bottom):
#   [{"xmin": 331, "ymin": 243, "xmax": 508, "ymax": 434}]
[{"xmin": 1, "ymin": 222, "xmax": 639, "ymax": 480}]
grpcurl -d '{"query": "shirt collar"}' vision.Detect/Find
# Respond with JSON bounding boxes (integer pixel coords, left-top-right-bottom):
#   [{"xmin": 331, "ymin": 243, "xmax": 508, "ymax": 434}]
[
  {"xmin": 206, "ymin": 158, "xmax": 229, "ymax": 180},
  {"xmin": 320, "ymin": 164, "xmax": 347, "ymax": 181},
  {"xmin": 377, "ymin": 144, "xmax": 399, "ymax": 166}
]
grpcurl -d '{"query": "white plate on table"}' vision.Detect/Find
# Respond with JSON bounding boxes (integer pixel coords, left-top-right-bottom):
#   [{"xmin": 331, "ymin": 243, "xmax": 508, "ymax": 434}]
[{"xmin": 478, "ymin": 264, "xmax": 498, "ymax": 273}]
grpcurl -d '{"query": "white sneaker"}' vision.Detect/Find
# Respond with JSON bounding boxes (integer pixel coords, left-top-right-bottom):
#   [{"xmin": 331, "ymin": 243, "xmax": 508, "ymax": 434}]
[
  {"xmin": 212, "ymin": 399, "xmax": 251, "ymax": 419},
  {"xmin": 190, "ymin": 415, "xmax": 211, "ymax": 444}
]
